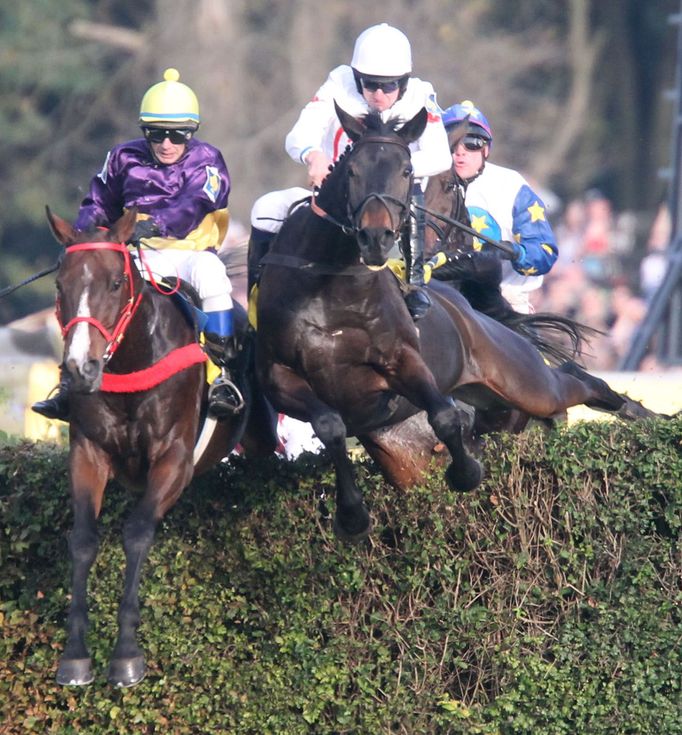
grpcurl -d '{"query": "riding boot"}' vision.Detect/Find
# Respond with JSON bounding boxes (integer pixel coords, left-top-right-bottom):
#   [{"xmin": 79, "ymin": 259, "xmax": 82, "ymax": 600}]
[
  {"xmin": 32, "ymin": 369, "xmax": 70, "ymax": 422},
  {"xmin": 403, "ymin": 183, "xmax": 432, "ymax": 321},
  {"xmin": 247, "ymin": 226, "xmax": 275, "ymax": 295},
  {"xmin": 204, "ymin": 310, "xmax": 245, "ymax": 419}
]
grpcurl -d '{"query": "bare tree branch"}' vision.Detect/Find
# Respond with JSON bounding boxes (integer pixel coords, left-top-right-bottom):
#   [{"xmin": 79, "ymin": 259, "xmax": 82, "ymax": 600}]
[{"xmin": 69, "ymin": 20, "xmax": 144, "ymax": 52}]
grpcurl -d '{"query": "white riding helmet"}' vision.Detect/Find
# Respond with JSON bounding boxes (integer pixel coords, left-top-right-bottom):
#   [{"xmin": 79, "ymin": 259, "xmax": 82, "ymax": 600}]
[{"xmin": 351, "ymin": 23, "xmax": 412, "ymax": 78}]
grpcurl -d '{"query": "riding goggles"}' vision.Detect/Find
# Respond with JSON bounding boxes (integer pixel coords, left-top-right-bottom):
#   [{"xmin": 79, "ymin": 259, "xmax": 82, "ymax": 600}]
[
  {"xmin": 143, "ymin": 127, "xmax": 193, "ymax": 145},
  {"xmin": 461, "ymin": 134, "xmax": 488, "ymax": 151},
  {"xmin": 360, "ymin": 77, "xmax": 401, "ymax": 94}
]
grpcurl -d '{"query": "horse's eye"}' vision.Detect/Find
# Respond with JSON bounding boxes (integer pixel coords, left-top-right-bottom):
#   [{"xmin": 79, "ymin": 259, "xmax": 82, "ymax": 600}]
[
  {"xmin": 348, "ymin": 165, "xmax": 356, "ymax": 178},
  {"xmin": 112, "ymin": 276, "xmax": 125, "ymax": 291},
  {"xmin": 403, "ymin": 166, "xmax": 413, "ymax": 178}
]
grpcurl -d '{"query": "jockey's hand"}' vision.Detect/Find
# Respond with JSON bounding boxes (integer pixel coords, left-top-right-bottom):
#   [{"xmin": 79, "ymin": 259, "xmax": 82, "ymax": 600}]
[
  {"xmin": 499, "ymin": 240, "xmax": 520, "ymax": 260},
  {"xmin": 432, "ymin": 248, "xmax": 503, "ymax": 288},
  {"xmin": 502, "ymin": 241, "xmax": 535, "ymax": 274},
  {"xmin": 131, "ymin": 218, "xmax": 160, "ymax": 243},
  {"xmin": 431, "ymin": 248, "xmax": 473, "ymax": 280},
  {"xmin": 306, "ymin": 150, "xmax": 334, "ymax": 188}
]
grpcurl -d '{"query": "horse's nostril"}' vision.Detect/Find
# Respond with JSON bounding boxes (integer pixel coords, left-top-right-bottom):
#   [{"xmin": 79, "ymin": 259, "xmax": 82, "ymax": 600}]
[{"xmin": 82, "ymin": 359, "xmax": 101, "ymax": 381}]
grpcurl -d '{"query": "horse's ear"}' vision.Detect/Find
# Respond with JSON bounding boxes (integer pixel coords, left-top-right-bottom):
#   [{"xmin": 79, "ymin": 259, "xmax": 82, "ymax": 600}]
[
  {"xmin": 45, "ymin": 206, "xmax": 76, "ymax": 246},
  {"xmin": 446, "ymin": 115, "xmax": 470, "ymax": 153},
  {"xmin": 397, "ymin": 107, "xmax": 428, "ymax": 146},
  {"xmin": 335, "ymin": 100, "xmax": 366, "ymax": 142},
  {"xmin": 110, "ymin": 207, "xmax": 138, "ymax": 244}
]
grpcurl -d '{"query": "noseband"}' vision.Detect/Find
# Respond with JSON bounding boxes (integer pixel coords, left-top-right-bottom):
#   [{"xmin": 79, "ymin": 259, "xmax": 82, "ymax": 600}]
[
  {"xmin": 57, "ymin": 241, "xmax": 143, "ymax": 363},
  {"xmin": 312, "ymin": 135, "xmax": 413, "ymax": 236}
]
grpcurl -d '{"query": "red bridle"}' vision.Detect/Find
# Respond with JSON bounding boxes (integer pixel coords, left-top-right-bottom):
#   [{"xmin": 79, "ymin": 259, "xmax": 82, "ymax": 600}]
[{"xmin": 57, "ymin": 241, "xmax": 144, "ymax": 363}]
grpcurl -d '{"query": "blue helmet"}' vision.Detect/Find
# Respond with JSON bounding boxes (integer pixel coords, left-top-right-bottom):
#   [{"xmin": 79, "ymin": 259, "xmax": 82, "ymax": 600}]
[{"xmin": 441, "ymin": 100, "xmax": 492, "ymax": 144}]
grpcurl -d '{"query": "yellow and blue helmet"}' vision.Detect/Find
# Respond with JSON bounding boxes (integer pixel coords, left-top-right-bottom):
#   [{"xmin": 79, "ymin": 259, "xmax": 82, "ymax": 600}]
[{"xmin": 138, "ymin": 68, "xmax": 200, "ymax": 130}]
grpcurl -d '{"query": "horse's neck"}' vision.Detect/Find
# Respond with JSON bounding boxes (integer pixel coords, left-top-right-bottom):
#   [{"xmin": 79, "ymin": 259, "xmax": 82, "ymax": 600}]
[
  {"xmin": 109, "ymin": 281, "xmax": 193, "ymax": 371},
  {"xmin": 276, "ymin": 206, "xmax": 361, "ymax": 268},
  {"xmin": 314, "ymin": 164, "xmax": 348, "ymax": 225}
]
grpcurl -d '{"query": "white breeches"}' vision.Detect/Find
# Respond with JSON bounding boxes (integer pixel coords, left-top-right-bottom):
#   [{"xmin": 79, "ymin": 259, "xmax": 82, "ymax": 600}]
[
  {"xmin": 135, "ymin": 249, "xmax": 233, "ymax": 311},
  {"xmin": 501, "ymin": 285, "xmax": 533, "ymax": 314},
  {"xmin": 250, "ymin": 187, "xmax": 311, "ymax": 233},
  {"xmin": 250, "ymin": 179, "xmax": 427, "ymax": 234}
]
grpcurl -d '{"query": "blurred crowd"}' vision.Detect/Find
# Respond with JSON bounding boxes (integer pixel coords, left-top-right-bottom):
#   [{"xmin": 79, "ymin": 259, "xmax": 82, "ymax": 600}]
[{"xmin": 530, "ymin": 189, "xmax": 673, "ymax": 372}]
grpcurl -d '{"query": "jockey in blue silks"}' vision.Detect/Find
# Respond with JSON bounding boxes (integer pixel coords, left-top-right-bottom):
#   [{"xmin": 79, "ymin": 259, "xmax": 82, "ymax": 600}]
[{"xmin": 435, "ymin": 99, "xmax": 558, "ymax": 314}]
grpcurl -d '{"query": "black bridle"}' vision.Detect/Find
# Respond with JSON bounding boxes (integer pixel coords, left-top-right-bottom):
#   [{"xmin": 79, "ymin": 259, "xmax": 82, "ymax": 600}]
[{"xmin": 313, "ymin": 135, "xmax": 413, "ymax": 237}]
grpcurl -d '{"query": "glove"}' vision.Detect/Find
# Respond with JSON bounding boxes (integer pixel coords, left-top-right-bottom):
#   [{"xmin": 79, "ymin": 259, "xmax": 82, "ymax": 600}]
[
  {"xmin": 130, "ymin": 218, "xmax": 160, "ymax": 243},
  {"xmin": 432, "ymin": 248, "xmax": 503, "ymax": 287},
  {"xmin": 498, "ymin": 240, "xmax": 520, "ymax": 260},
  {"xmin": 430, "ymin": 248, "xmax": 474, "ymax": 280}
]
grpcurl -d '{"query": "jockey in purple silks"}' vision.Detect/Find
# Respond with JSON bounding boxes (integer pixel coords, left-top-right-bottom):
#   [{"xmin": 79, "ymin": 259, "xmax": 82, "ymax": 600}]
[{"xmin": 33, "ymin": 68, "xmax": 243, "ymax": 421}]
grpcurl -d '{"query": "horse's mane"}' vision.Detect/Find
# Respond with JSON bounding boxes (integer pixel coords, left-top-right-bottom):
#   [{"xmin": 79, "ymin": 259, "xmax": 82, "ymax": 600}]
[
  {"xmin": 320, "ymin": 111, "xmax": 406, "ymax": 191},
  {"xmin": 362, "ymin": 111, "xmax": 403, "ymax": 135}
]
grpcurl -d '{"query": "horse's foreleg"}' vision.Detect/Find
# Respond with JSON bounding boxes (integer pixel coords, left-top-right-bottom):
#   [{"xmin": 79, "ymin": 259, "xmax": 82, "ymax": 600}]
[
  {"xmin": 108, "ymin": 444, "xmax": 194, "ymax": 687},
  {"xmin": 57, "ymin": 442, "xmax": 110, "ymax": 686},
  {"xmin": 107, "ymin": 506, "xmax": 157, "ymax": 687},
  {"xmin": 429, "ymin": 400, "xmax": 484, "ymax": 491},
  {"xmin": 391, "ymin": 353, "xmax": 483, "ymax": 492},
  {"xmin": 309, "ymin": 408, "xmax": 372, "ymax": 542},
  {"xmin": 267, "ymin": 364, "xmax": 371, "ymax": 542}
]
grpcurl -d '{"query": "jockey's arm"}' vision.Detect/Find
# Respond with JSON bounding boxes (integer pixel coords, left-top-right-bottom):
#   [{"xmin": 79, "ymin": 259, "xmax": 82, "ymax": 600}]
[
  {"xmin": 409, "ymin": 116, "xmax": 452, "ymax": 179},
  {"xmin": 304, "ymin": 149, "xmax": 333, "ymax": 188},
  {"xmin": 509, "ymin": 185, "xmax": 558, "ymax": 276},
  {"xmin": 285, "ymin": 77, "xmax": 337, "ymax": 168},
  {"xmin": 75, "ymin": 151, "xmax": 125, "ymax": 231}
]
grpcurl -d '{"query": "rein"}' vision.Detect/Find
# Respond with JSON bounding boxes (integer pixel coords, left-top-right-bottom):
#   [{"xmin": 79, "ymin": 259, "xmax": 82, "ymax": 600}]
[
  {"xmin": 259, "ymin": 251, "xmax": 386, "ymax": 276},
  {"xmin": 412, "ymin": 201, "xmax": 516, "ymax": 257},
  {"xmin": 58, "ymin": 241, "xmax": 143, "ymax": 363},
  {"xmin": 0, "ymin": 262, "xmax": 60, "ymax": 299}
]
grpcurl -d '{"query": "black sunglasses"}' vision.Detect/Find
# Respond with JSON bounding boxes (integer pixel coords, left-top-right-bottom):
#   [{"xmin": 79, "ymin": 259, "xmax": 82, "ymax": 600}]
[
  {"xmin": 143, "ymin": 128, "xmax": 193, "ymax": 145},
  {"xmin": 461, "ymin": 135, "xmax": 487, "ymax": 151},
  {"xmin": 361, "ymin": 78, "xmax": 401, "ymax": 94}
]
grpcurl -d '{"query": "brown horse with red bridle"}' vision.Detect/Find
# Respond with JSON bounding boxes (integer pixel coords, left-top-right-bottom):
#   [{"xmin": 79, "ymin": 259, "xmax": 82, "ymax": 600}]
[{"xmin": 47, "ymin": 207, "xmax": 276, "ymax": 687}]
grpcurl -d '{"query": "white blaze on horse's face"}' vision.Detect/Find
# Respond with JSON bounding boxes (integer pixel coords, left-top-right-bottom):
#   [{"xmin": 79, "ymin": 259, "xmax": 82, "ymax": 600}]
[{"xmin": 66, "ymin": 264, "xmax": 93, "ymax": 370}]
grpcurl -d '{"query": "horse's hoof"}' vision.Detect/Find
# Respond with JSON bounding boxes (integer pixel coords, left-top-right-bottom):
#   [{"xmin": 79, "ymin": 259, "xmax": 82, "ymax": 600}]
[
  {"xmin": 333, "ymin": 506, "xmax": 372, "ymax": 544},
  {"xmin": 446, "ymin": 458, "xmax": 484, "ymax": 493},
  {"xmin": 107, "ymin": 655, "xmax": 146, "ymax": 688},
  {"xmin": 56, "ymin": 657, "xmax": 94, "ymax": 686}
]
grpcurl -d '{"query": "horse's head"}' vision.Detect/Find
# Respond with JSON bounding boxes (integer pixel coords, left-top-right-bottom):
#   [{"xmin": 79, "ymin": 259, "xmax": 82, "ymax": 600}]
[
  {"xmin": 319, "ymin": 102, "xmax": 427, "ymax": 267},
  {"xmin": 423, "ymin": 116, "xmax": 473, "ymax": 256},
  {"xmin": 47, "ymin": 207, "xmax": 138, "ymax": 393}
]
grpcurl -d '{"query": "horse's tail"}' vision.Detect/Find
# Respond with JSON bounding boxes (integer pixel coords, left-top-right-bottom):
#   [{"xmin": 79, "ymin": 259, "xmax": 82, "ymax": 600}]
[{"xmin": 500, "ymin": 310, "xmax": 600, "ymax": 366}]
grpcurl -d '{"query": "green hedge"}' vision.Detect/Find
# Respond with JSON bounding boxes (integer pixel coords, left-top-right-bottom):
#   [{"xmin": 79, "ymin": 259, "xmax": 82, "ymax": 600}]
[{"xmin": 1, "ymin": 419, "xmax": 680, "ymax": 734}]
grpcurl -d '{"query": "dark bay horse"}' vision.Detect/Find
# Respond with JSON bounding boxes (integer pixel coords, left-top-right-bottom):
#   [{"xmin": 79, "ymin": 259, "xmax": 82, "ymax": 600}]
[
  {"xmin": 256, "ymin": 105, "xmax": 657, "ymax": 537},
  {"xmin": 46, "ymin": 208, "xmax": 276, "ymax": 687}
]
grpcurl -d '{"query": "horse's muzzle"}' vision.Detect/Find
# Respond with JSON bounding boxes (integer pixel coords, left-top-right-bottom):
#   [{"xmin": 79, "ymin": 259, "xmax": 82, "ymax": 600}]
[
  {"xmin": 65, "ymin": 357, "xmax": 104, "ymax": 392},
  {"xmin": 357, "ymin": 227, "xmax": 395, "ymax": 267}
]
